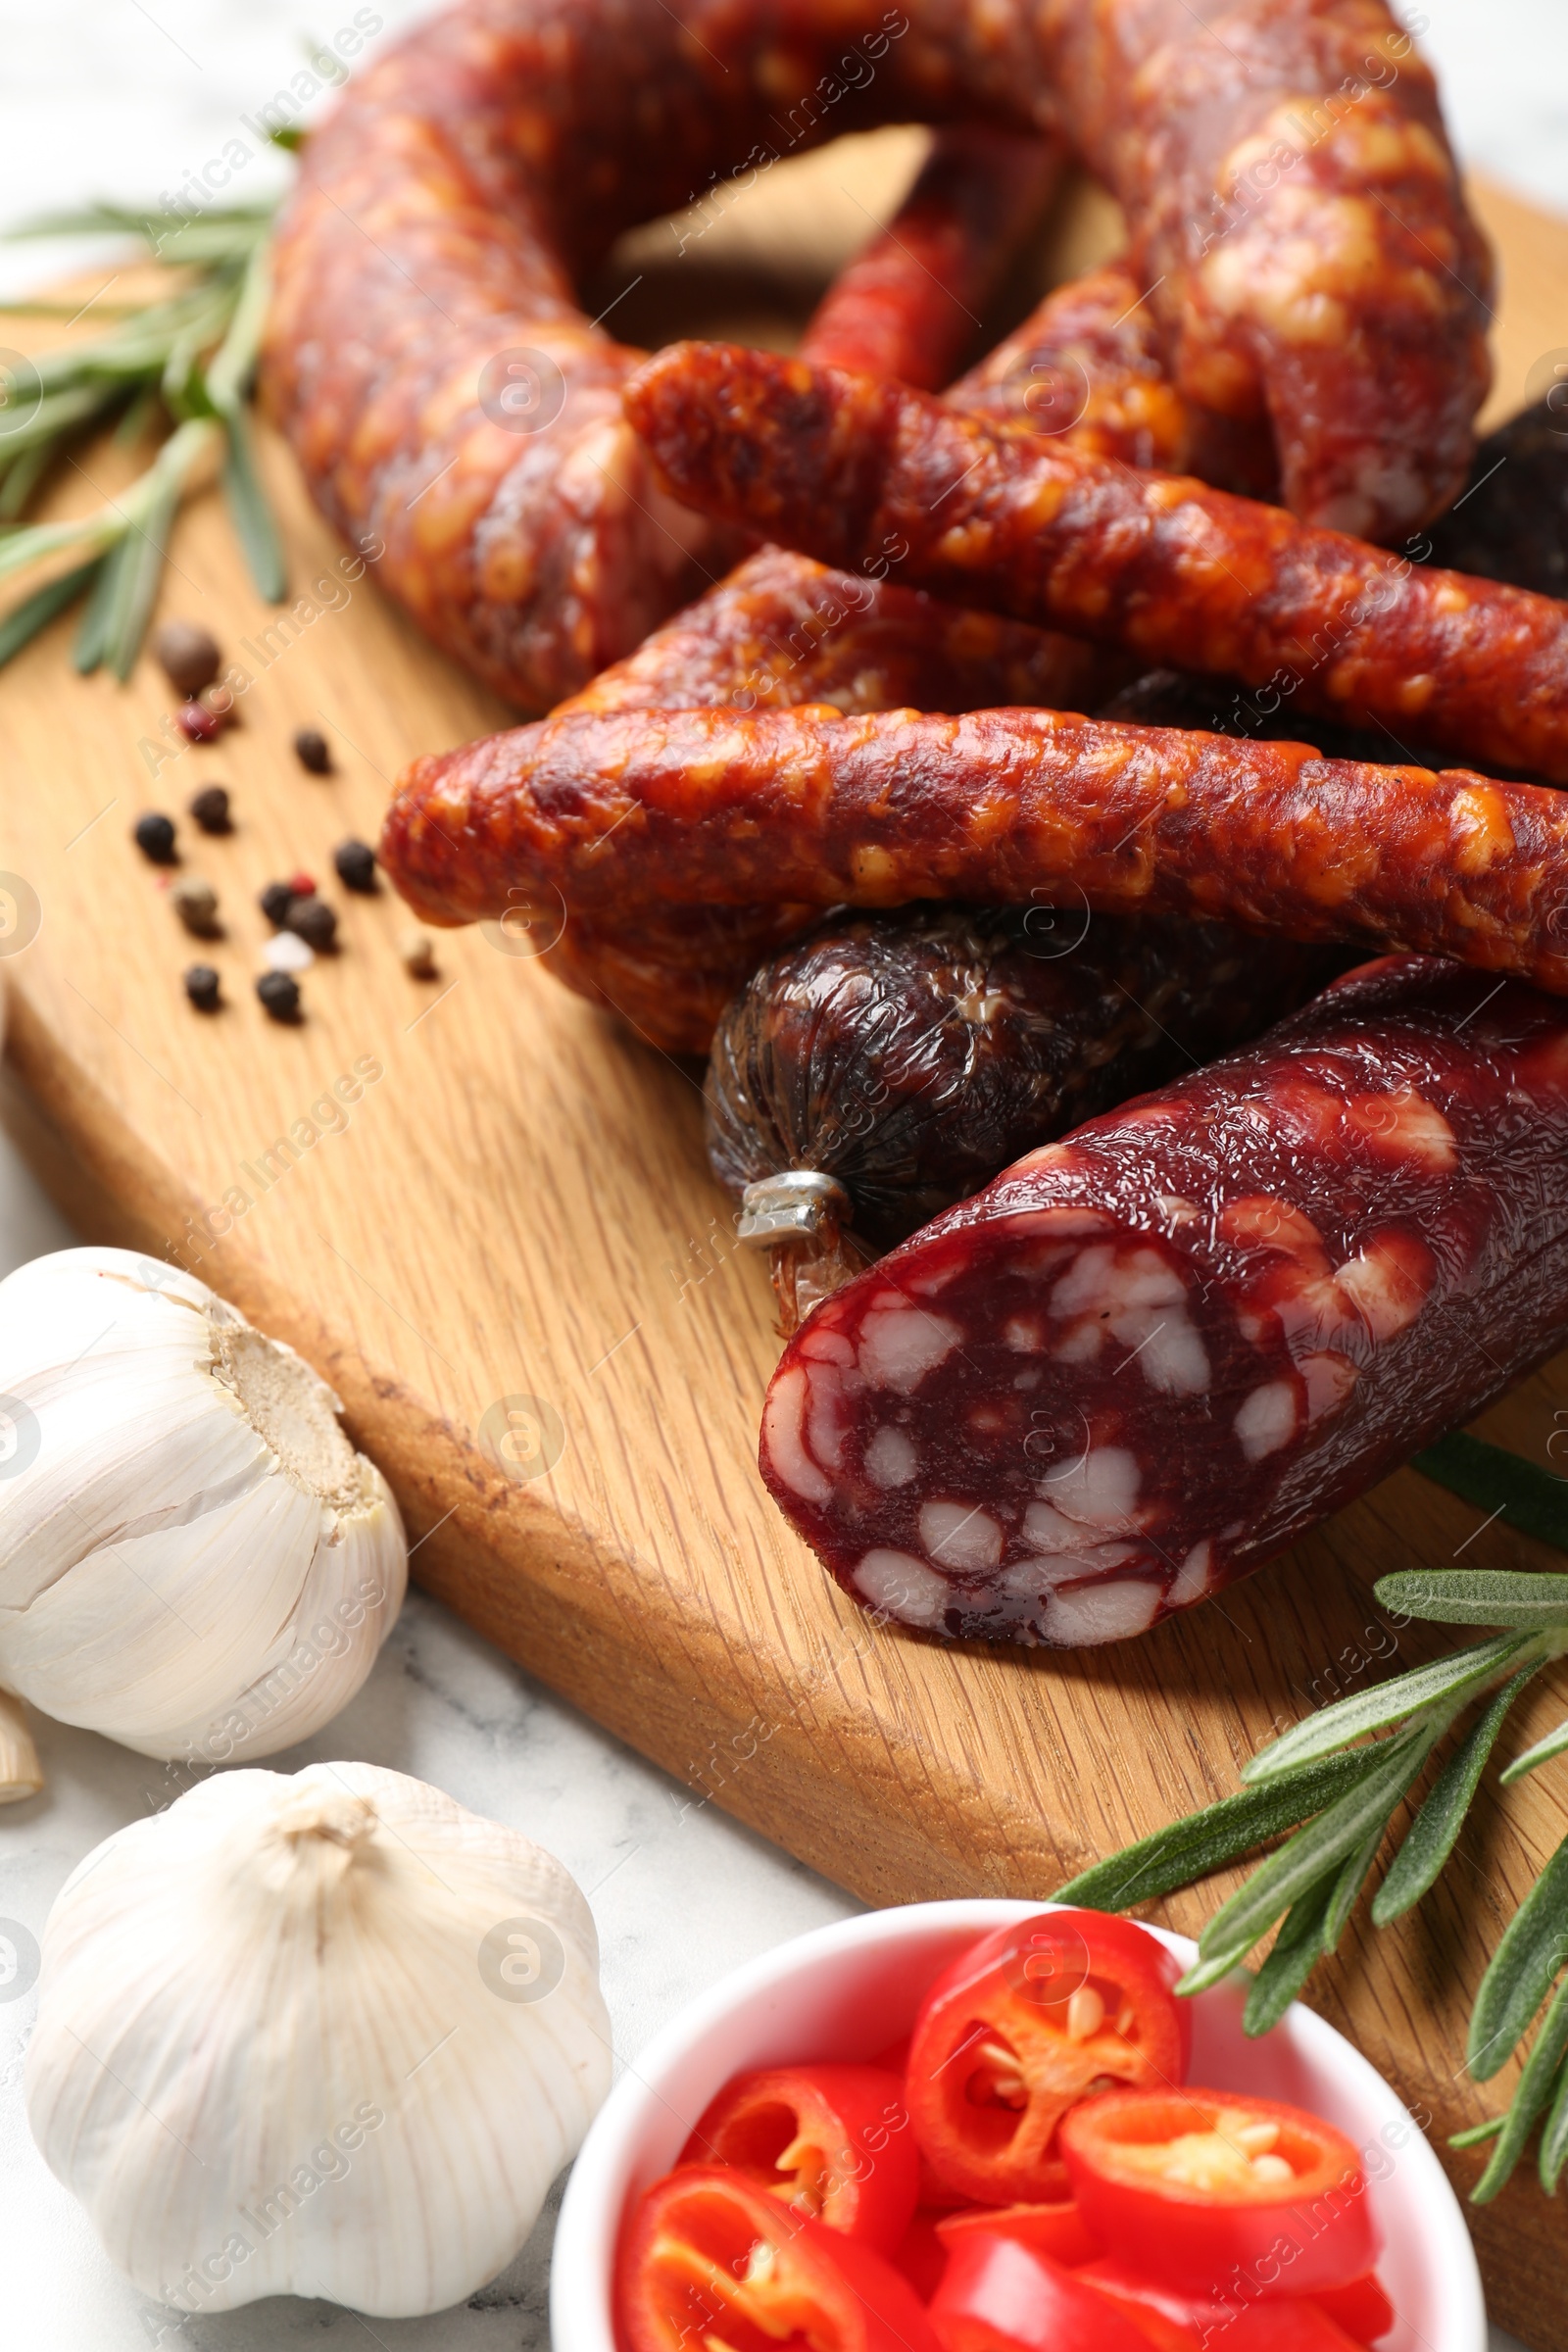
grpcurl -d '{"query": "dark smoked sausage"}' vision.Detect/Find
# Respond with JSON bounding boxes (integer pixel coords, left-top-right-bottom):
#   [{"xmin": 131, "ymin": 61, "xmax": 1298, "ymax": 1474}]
[
  {"xmin": 760, "ymin": 957, "xmax": 1568, "ymax": 1647},
  {"xmin": 1425, "ymin": 394, "xmax": 1568, "ymax": 604},
  {"xmin": 623, "ymin": 341, "xmax": 1568, "ymax": 784},
  {"xmin": 706, "ymin": 904, "xmax": 1340, "ymax": 1326}
]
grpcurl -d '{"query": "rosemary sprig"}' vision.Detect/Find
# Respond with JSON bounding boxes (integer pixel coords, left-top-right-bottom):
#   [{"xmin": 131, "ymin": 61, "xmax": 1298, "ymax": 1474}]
[
  {"xmin": 0, "ymin": 186, "xmax": 287, "ymax": 676},
  {"xmin": 1057, "ymin": 1431, "xmax": 1568, "ymax": 2203}
]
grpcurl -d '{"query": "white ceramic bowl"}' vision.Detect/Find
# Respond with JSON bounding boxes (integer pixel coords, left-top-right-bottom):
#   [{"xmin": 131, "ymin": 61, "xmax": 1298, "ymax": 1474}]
[{"xmin": 553, "ymin": 1898, "xmax": 1486, "ymax": 2351}]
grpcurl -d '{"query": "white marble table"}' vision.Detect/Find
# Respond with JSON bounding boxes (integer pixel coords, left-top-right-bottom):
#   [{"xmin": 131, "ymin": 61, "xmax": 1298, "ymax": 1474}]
[{"xmin": 0, "ymin": 0, "xmax": 1560, "ymax": 2340}]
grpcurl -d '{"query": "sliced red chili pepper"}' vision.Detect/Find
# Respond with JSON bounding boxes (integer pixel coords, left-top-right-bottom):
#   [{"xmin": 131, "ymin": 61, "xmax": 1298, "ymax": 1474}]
[
  {"xmin": 908, "ymin": 1910, "xmax": 1189, "ymax": 2204},
  {"xmin": 616, "ymin": 2165, "xmax": 943, "ymax": 2352},
  {"xmin": 1076, "ymin": 2259, "xmax": 1384, "ymax": 2351},
  {"xmin": 680, "ymin": 2063, "xmax": 918, "ymax": 2253},
  {"xmin": 889, "ymin": 2208, "xmax": 951, "ymax": 2299},
  {"xmin": 873, "ymin": 2036, "xmax": 973, "ymax": 2211},
  {"xmin": 1061, "ymin": 2089, "xmax": 1379, "ymax": 2299},
  {"xmin": 936, "ymin": 2196, "xmax": 1098, "ymax": 2268},
  {"xmin": 1223, "ymin": 2305, "xmax": 1370, "ymax": 2350},
  {"xmin": 930, "ymin": 2231, "xmax": 1159, "ymax": 2352},
  {"xmin": 1312, "ymin": 2275, "xmax": 1395, "ymax": 2343},
  {"xmin": 1074, "ymin": 2260, "xmax": 1216, "ymax": 2351}
]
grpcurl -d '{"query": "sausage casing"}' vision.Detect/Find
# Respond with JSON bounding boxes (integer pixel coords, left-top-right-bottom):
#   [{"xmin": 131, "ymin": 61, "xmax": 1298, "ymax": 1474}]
[
  {"xmin": 624, "ymin": 341, "xmax": 1568, "ymax": 783},
  {"xmin": 800, "ymin": 126, "xmax": 1064, "ymax": 390},
  {"xmin": 265, "ymin": 0, "xmax": 1489, "ymax": 708},
  {"xmin": 381, "ymin": 703, "xmax": 1568, "ymax": 998},
  {"xmin": 707, "ymin": 904, "xmax": 1341, "ymax": 1323},
  {"xmin": 760, "ymin": 957, "xmax": 1568, "ymax": 1646}
]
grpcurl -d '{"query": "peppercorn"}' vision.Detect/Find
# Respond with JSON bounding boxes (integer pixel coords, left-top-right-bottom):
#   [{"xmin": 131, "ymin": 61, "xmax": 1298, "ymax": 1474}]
[
  {"xmin": 256, "ymin": 970, "xmax": 302, "ymax": 1021},
  {"xmin": 170, "ymin": 874, "xmax": 220, "ymax": 938},
  {"xmin": 284, "ymin": 897, "xmax": 337, "ymax": 953},
  {"xmin": 293, "ymin": 727, "xmax": 331, "ymax": 774},
  {"xmin": 176, "ymin": 701, "xmax": 223, "ymax": 744},
  {"xmin": 183, "ymin": 964, "xmax": 221, "ymax": 1012},
  {"xmin": 333, "ymin": 838, "xmax": 377, "ymax": 893},
  {"xmin": 188, "ymin": 784, "xmax": 231, "ymax": 834},
  {"xmin": 259, "ymin": 880, "xmax": 296, "ymax": 929},
  {"xmin": 153, "ymin": 618, "xmax": 220, "ymax": 700},
  {"xmin": 134, "ymin": 811, "xmax": 177, "ymax": 864},
  {"xmin": 286, "ymin": 871, "xmax": 317, "ymax": 899},
  {"xmin": 399, "ymin": 928, "xmax": 438, "ymax": 978}
]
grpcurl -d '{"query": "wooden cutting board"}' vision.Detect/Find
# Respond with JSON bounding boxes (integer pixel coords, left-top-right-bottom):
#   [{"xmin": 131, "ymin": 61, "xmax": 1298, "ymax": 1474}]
[{"xmin": 3, "ymin": 138, "xmax": 1567, "ymax": 2342}]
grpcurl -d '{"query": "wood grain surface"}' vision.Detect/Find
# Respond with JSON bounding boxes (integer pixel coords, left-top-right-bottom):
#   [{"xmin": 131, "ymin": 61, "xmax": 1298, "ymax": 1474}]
[{"xmin": 2, "ymin": 137, "xmax": 1566, "ymax": 2342}]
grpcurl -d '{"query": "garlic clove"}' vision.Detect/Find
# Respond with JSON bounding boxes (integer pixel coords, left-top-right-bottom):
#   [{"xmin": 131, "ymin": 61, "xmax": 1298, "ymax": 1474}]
[
  {"xmin": 5, "ymin": 1473, "xmax": 403, "ymax": 1761},
  {"xmin": 25, "ymin": 1762, "xmax": 612, "ymax": 2318},
  {"xmin": 0, "ymin": 1250, "xmax": 408, "ymax": 1764},
  {"xmin": 0, "ymin": 1686, "xmax": 42, "ymax": 1802}
]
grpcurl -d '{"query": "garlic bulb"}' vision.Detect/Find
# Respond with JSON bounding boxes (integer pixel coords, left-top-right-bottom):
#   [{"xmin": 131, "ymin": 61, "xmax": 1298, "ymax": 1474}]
[
  {"xmin": 0, "ymin": 1248, "xmax": 406, "ymax": 1784},
  {"xmin": 25, "ymin": 1762, "xmax": 612, "ymax": 2317}
]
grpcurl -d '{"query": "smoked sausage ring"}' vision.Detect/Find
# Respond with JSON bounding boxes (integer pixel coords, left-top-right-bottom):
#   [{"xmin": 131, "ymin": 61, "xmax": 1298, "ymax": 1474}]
[{"xmin": 263, "ymin": 0, "xmax": 1491, "ymax": 712}]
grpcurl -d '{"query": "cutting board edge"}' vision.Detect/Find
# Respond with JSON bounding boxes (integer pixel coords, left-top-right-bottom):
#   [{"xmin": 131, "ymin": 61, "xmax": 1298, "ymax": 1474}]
[{"xmin": 11, "ymin": 979, "xmax": 1568, "ymax": 2346}]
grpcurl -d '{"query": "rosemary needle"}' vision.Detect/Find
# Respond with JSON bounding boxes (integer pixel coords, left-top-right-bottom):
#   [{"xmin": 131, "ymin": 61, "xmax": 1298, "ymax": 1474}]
[{"xmin": 0, "ymin": 190, "xmax": 287, "ymax": 673}]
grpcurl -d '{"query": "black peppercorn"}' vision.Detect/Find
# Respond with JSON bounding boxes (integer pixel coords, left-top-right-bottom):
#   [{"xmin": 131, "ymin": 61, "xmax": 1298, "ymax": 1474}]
[
  {"xmin": 284, "ymin": 897, "xmax": 338, "ymax": 952},
  {"xmin": 333, "ymin": 837, "xmax": 377, "ymax": 893},
  {"xmin": 133, "ymin": 811, "xmax": 178, "ymax": 863},
  {"xmin": 293, "ymin": 726, "xmax": 332, "ymax": 774},
  {"xmin": 189, "ymin": 783, "xmax": 231, "ymax": 834},
  {"xmin": 183, "ymin": 963, "xmax": 221, "ymax": 1012},
  {"xmin": 259, "ymin": 880, "xmax": 296, "ymax": 929},
  {"xmin": 256, "ymin": 970, "xmax": 302, "ymax": 1021}
]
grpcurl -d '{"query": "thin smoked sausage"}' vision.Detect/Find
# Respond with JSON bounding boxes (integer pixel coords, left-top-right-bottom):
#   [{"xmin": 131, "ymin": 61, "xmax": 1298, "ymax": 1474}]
[
  {"xmin": 380, "ymin": 703, "xmax": 1568, "ymax": 998},
  {"xmin": 623, "ymin": 341, "xmax": 1568, "ymax": 783},
  {"xmin": 534, "ymin": 550, "xmax": 1130, "ymax": 1051},
  {"xmin": 799, "ymin": 126, "xmax": 1064, "ymax": 389},
  {"xmin": 558, "ymin": 543, "xmax": 1123, "ymax": 719}
]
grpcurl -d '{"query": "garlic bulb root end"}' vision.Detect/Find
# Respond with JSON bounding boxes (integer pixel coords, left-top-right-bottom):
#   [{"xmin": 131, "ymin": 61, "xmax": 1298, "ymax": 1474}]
[{"xmin": 0, "ymin": 1687, "xmax": 42, "ymax": 1803}]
